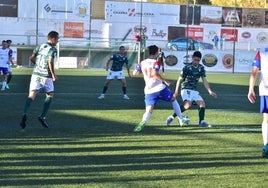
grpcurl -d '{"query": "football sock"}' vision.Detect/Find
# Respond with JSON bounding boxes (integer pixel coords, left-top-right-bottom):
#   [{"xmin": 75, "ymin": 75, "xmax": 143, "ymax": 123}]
[
  {"xmin": 262, "ymin": 123, "xmax": 268, "ymax": 146},
  {"xmin": 172, "ymin": 100, "xmax": 182, "ymax": 119},
  {"xmin": 102, "ymin": 86, "xmax": 108, "ymax": 94},
  {"xmin": 122, "ymin": 86, "xmax": 127, "ymax": 94},
  {"xmin": 23, "ymin": 98, "xmax": 33, "ymax": 115},
  {"xmin": 142, "ymin": 111, "xmax": 151, "ymax": 122},
  {"xmin": 41, "ymin": 96, "xmax": 53, "ymax": 117},
  {"xmin": 7, "ymin": 74, "xmax": 12, "ymax": 84},
  {"xmin": 198, "ymin": 107, "xmax": 205, "ymax": 124},
  {"xmin": 172, "ymin": 105, "xmax": 185, "ymax": 118},
  {"xmin": 1, "ymin": 81, "xmax": 7, "ymax": 90}
]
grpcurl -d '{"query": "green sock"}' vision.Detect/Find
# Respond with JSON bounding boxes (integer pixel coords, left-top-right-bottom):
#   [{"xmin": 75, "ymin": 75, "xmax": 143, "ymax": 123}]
[
  {"xmin": 23, "ymin": 98, "xmax": 33, "ymax": 115},
  {"xmin": 199, "ymin": 107, "xmax": 205, "ymax": 123},
  {"xmin": 41, "ymin": 97, "xmax": 53, "ymax": 117}
]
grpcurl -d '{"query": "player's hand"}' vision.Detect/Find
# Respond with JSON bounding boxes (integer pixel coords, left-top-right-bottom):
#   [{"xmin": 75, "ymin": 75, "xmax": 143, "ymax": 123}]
[
  {"xmin": 209, "ymin": 91, "xmax": 217, "ymax": 98},
  {"xmin": 163, "ymin": 80, "xmax": 171, "ymax": 87},
  {"xmin": 248, "ymin": 92, "xmax": 256, "ymax": 104},
  {"xmin": 52, "ymin": 75, "xmax": 58, "ymax": 82}
]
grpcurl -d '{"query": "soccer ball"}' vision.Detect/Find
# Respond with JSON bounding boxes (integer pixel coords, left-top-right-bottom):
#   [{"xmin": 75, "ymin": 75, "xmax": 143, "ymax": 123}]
[{"xmin": 182, "ymin": 115, "xmax": 190, "ymax": 125}]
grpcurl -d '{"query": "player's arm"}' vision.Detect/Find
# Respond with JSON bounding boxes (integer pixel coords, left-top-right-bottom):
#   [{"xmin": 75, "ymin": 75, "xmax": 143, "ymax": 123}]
[
  {"xmin": 106, "ymin": 58, "xmax": 112, "ymax": 71},
  {"xmin": 174, "ymin": 76, "xmax": 183, "ymax": 98},
  {"xmin": 202, "ymin": 77, "xmax": 217, "ymax": 98},
  {"xmin": 248, "ymin": 66, "xmax": 259, "ymax": 104},
  {"xmin": 133, "ymin": 63, "xmax": 142, "ymax": 76},
  {"xmin": 48, "ymin": 56, "xmax": 57, "ymax": 81},
  {"xmin": 151, "ymin": 66, "xmax": 170, "ymax": 86},
  {"xmin": 8, "ymin": 49, "xmax": 13, "ymax": 65}
]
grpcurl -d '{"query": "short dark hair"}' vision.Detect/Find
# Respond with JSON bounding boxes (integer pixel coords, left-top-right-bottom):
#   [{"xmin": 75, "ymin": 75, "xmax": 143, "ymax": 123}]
[
  {"xmin": 148, "ymin": 45, "xmax": 159, "ymax": 55},
  {"xmin": 6, "ymin": 40, "xmax": 12, "ymax": 43},
  {"xmin": 119, "ymin": 46, "xmax": 125, "ymax": 50},
  {"xmin": 47, "ymin": 31, "xmax": 59, "ymax": 39},
  {"xmin": 192, "ymin": 51, "xmax": 202, "ymax": 58}
]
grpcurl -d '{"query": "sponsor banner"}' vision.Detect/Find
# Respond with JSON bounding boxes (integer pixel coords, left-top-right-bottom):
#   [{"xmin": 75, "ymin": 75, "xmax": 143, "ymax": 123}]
[
  {"xmin": 39, "ymin": 0, "xmax": 90, "ymax": 20},
  {"xmin": 162, "ymin": 49, "xmax": 255, "ymax": 73},
  {"xmin": 222, "ymin": 7, "xmax": 242, "ymax": 27},
  {"xmin": 200, "ymin": 6, "xmax": 222, "ymax": 24},
  {"xmin": 64, "ymin": 22, "xmax": 84, "ymax": 38},
  {"xmin": 58, "ymin": 57, "xmax": 77, "ymax": 68},
  {"xmin": 105, "ymin": 1, "xmax": 179, "ymax": 24},
  {"xmin": 186, "ymin": 27, "xmax": 204, "ymax": 41}
]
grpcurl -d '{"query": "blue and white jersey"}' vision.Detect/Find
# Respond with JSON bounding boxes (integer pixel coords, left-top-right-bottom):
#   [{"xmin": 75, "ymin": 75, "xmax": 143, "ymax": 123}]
[{"xmin": 253, "ymin": 47, "xmax": 268, "ymax": 96}]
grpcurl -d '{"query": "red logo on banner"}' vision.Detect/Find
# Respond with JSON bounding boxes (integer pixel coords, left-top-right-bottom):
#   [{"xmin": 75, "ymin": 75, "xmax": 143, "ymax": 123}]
[
  {"xmin": 221, "ymin": 29, "xmax": 238, "ymax": 42},
  {"xmin": 64, "ymin": 22, "xmax": 84, "ymax": 38},
  {"xmin": 128, "ymin": 8, "xmax": 135, "ymax": 16}
]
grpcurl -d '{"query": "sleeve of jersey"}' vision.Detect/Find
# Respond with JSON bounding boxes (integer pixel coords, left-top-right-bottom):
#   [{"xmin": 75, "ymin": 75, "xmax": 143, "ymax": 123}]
[
  {"xmin": 135, "ymin": 63, "xmax": 142, "ymax": 73},
  {"xmin": 153, "ymin": 61, "xmax": 161, "ymax": 71},
  {"xmin": 252, "ymin": 52, "xmax": 260, "ymax": 69}
]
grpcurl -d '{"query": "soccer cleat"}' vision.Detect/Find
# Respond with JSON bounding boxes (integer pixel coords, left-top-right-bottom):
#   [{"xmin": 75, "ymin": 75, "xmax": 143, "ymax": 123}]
[
  {"xmin": 5, "ymin": 84, "xmax": 9, "ymax": 89},
  {"xmin": 199, "ymin": 120, "xmax": 211, "ymax": 127},
  {"xmin": 38, "ymin": 116, "xmax": 49, "ymax": 128},
  {"xmin": 166, "ymin": 116, "xmax": 174, "ymax": 126},
  {"xmin": 98, "ymin": 94, "xmax": 105, "ymax": 99},
  {"xmin": 123, "ymin": 95, "xmax": 130, "ymax": 100},
  {"xmin": 178, "ymin": 117, "xmax": 188, "ymax": 127},
  {"xmin": 134, "ymin": 121, "xmax": 146, "ymax": 132},
  {"xmin": 20, "ymin": 114, "xmax": 27, "ymax": 129},
  {"xmin": 262, "ymin": 144, "xmax": 268, "ymax": 158}
]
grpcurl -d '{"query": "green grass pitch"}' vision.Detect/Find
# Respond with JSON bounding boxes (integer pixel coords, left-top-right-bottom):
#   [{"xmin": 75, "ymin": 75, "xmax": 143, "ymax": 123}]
[{"xmin": 0, "ymin": 68, "xmax": 267, "ymax": 187}]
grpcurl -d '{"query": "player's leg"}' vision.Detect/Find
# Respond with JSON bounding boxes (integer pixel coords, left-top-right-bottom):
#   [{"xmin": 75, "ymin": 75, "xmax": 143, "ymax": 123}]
[
  {"xmin": 1, "ymin": 68, "xmax": 8, "ymax": 91},
  {"xmin": 20, "ymin": 90, "xmax": 38, "ymax": 129},
  {"xmin": 262, "ymin": 112, "xmax": 268, "ymax": 158},
  {"xmin": 260, "ymin": 96, "xmax": 268, "ymax": 157},
  {"xmin": 98, "ymin": 71, "xmax": 114, "ymax": 99},
  {"xmin": 118, "ymin": 71, "xmax": 129, "ymax": 99},
  {"xmin": 166, "ymin": 89, "xmax": 192, "ymax": 125},
  {"xmin": 134, "ymin": 93, "xmax": 157, "ymax": 132},
  {"xmin": 38, "ymin": 78, "xmax": 55, "ymax": 128}
]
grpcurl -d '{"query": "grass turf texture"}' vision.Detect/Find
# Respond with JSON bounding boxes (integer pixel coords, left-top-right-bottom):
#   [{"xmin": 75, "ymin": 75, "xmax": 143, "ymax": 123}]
[{"xmin": 0, "ymin": 68, "xmax": 267, "ymax": 187}]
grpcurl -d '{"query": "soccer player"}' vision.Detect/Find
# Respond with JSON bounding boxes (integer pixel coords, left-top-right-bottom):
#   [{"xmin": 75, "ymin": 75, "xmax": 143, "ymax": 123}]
[
  {"xmin": 6, "ymin": 39, "xmax": 14, "ymax": 89},
  {"xmin": 248, "ymin": 48, "xmax": 268, "ymax": 158},
  {"xmin": 98, "ymin": 46, "xmax": 131, "ymax": 100},
  {"xmin": 166, "ymin": 51, "xmax": 217, "ymax": 127},
  {"xmin": 0, "ymin": 40, "xmax": 12, "ymax": 91},
  {"xmin": 20, "ymin": 31, "xmax": 59, "ymax": 129},
  {"xmin": 132, "ymin": 45, "xmax": 186, "ymax": 132}
]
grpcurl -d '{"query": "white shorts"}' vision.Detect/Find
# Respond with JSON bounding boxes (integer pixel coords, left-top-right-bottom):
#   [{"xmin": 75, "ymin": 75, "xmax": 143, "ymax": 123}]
[
  {"xmin": 29, "ymin": 74, "xmax": 54, "ymax": 93},
  {"xmin": 181, "ymin": 89, "xmax": 203, "ymax": 102},
  {"xmin": 106, "ymin": 70, "xmax": 125, "ymax": 80}
]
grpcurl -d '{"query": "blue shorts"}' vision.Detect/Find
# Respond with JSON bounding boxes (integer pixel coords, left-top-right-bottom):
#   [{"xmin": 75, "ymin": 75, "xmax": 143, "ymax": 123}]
[
  {"xmin": 0, "ymin": 67, "xmax": 8, "ymax": 75},
  {"xmin": 260, "ymin": 96, "xmax": 268, "ymax": 113},
  {"xmin": 145, "ymin": 87, "xmax": 173, "ymax": 106}
]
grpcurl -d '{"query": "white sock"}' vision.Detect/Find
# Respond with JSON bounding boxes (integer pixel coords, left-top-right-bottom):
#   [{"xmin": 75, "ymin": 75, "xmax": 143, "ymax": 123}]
[
  {"xmin": 262, "ymin": 123, "xmax": 268, "ymax": 146},
  {"xmin": 142, "ymin": 111, "xmax": 151, "ymax": 122},
  {"xmin": 1, "ymin": 81, "xmax": 6, "ymax": 89},
  {"xmin": 172, "ymin": 100, "xmax": 182, "ymax": 119}
]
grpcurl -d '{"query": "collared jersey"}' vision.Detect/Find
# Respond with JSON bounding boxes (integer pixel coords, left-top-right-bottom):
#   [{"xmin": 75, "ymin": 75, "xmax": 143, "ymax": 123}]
[
  {"xmin": 32, "ymin": 42, "xmax": 57, "ymax": 78},
  {"xmin": 110, "ymin": 53, "xmax": 128, "ymax": 71},
  {"xmin": 252, "ymin": 48, "xmax": 268, "ymax": 96},
  {"xmin": 180, "ymin": 63, "xmax": 206, "ymax": 90},
  {"xmin": 139, "ymin": 58, "xmax": 165, "ymax": 94}
]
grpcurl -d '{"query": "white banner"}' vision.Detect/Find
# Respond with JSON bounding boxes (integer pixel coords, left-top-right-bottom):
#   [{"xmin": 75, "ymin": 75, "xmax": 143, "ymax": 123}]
[{"xmin": 105, "ymin": 1, "xmax": 179, "ymax": 24}]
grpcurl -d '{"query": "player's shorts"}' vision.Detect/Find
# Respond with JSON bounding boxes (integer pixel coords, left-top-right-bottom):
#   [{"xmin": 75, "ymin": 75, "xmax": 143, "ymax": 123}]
[
  {"xmin": 106, "ymin": 70, "xmax": 125, "ymax": 80},
  {"xmin": 181, "ymin": 89, "xmax": 203, "ymax": 102},
  {"xmin": 0, "ymin": 67, "xmax": 9, "ymax": 75},
  {"xmin": 260, "ymin": 96, "xmax": 268, "ymax": 113},
  {"xmin": 145, "ymin": 87, "xmax": 173, "ymax": 106},
  {"xmin": 29, "ymin": 74, "xmax": 54, "ymax": 93}
]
